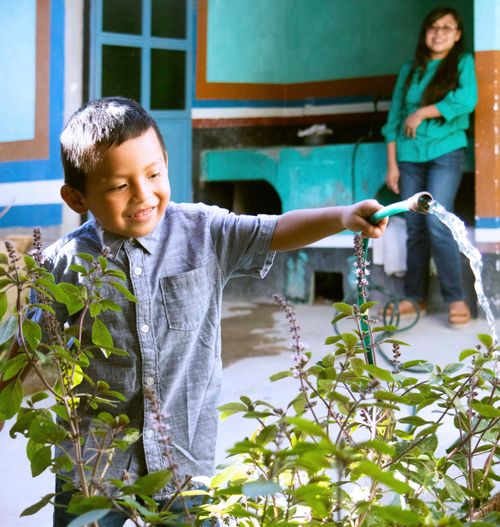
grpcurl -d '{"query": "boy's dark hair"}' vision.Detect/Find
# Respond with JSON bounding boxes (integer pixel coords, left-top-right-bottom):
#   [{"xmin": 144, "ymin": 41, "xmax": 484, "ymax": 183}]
[
  {"xmin": 404, "ymin": 6, "xmax": 465, "ymax": 107},
  {"xmin": 60, "ymin": 97, "xmax": 166, "ymax": 193}
]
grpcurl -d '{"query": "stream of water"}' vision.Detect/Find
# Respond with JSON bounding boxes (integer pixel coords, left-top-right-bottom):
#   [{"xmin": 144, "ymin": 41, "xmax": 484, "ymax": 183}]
[{"xmin": 429, "ymin": 201, "xmax": 498, "ymax": 346}]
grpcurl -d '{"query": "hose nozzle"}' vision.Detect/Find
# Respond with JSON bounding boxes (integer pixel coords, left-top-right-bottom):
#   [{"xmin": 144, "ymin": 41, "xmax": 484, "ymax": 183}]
[{"xmin": 406, "ymin": 191, "xmax": 433, "ymax": 214}]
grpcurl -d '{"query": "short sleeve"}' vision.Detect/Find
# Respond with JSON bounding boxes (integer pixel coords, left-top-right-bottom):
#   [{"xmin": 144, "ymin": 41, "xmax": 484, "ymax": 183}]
[{"xmin": 209, "ymin": 208, "xmax": 278, "ymax": 280}]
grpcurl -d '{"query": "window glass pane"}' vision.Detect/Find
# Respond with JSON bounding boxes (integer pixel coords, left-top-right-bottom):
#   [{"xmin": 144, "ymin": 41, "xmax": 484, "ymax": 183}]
[
  {"xmin": 151, "ymin": 0, "xmax": 186, "ymax": 39},
  {"xmin": 103, "ymin": 0, "xmax": 142, "ymax": 35},
  {"xmin": 102, "ymin": 45, "xmax": 142, "ymax": 102},
  {"xmin": 150, "ymin": 49, "xmax": 185, "ymax": 110}
]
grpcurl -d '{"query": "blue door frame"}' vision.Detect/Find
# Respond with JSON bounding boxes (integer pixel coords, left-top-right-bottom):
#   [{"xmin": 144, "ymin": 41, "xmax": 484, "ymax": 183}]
[{"xmin": 89, "ymin": 0, "xmax": 193, "ymax": 203}]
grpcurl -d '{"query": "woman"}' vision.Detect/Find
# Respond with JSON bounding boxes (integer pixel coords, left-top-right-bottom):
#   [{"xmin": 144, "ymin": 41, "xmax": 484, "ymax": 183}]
[{"xmin": 382, "ymin": 6, "xmax": 477, "ymax": 327}]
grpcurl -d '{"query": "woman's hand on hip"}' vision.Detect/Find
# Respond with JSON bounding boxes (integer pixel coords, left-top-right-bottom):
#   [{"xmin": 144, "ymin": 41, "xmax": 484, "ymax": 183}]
[
  {"xmin": 404, "ymin": 110, "xmax": 424, "ymax": 138},
  {"xmin": 386, "ymin": 165, "xmax": 400, "ymax": 194}
]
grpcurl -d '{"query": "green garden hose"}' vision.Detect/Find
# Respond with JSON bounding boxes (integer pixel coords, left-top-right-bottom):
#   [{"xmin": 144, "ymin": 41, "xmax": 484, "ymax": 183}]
[{"xmin": 358, "ymin": 192, "xmax": 433, "ymax": 364}]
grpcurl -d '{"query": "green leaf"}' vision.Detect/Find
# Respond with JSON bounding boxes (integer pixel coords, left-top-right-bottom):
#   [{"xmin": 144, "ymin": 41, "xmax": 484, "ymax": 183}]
[
  {"xmin": 333, "ymin": 302, "xmax": 354, "ymax": 315},
  {"xmin": 123, "ymin": 469, "xmax": 172, "ymax": 496},
  {"xmin": 22, "ymin": 319, "xmax": 42, "ymax": 350},
  {"xmin": 478, "ymin": 333, "xmax": 493, "ymax": 349},
  {"xmin": 255, "ymin": 424, "xmax": 278, "ymax": 446},
  {"xmin": 372, "ymin": 505, "xmax": 421, "ymax": 525},
  {"xmin": 0, "ymin": 291, "xmax": 7, "ymax": 320},
  {"xmin": 66, "ymin": 509, "xmax": 111, "ymax": 527},
  {"xmin": 57, "ymin": 283, "xmax": 85, "ymax": 315},
  {"xmin": 9, "ymin": 409, "xmax": 37, "ymax": 438},
  {"xmin": 91, "ymin": 318, "xmax": 113, "ymax": 349},
  {"xmin": 269, "ymin": 370, "xmax": 292, "ymax": 382},
  {"xmin": 30, "ymin": 445, "xmax": 52, "ymax": 477},
  {"xmin": 362, "ymin": 439, "xmax": 396, "ymax": 456},
  {"xmin": 108, "ymin": 280, "xmax": 137, "ymax": 303},
  {"xmin": 286, "ymin": 416, "xmax": 327, "ymax": 439},
  {"xmin": 379, "ymin": 338, "xmax": 409, "ymax": 346},
  {"xmin": 471, "ymin": 402, "xmax": 500, "ymax": 418},
  {"xmin": 68, "ymin": 496, "xmax": 113, "ymax": 515},
  {"xmin": 104, "ymin": 269, "xmax": 127, "ymax": 280},
  {"xmin": 2, "ymin": 354, "xmax": 28, "ymax": 381},
  {"xmin": 360, "ymin": 301, "xmax": 378, "ymax": 313},
  {"xmin": 210, "ymin": 463, "xmax": 248, "ymax": 488},
  {"xmin": 77, "ymin": 252, "xmax": 94, "ymax": 263},
  {"xmin": 0, "ymin": 315, "xmax": 17, "ymax": 345},
  {"xmin": 68, "ymin": 264, "xmax": 88, "ymax": 275},
  {"xmin": 100, "ymin": 299, "xmax": 122, "ymax": 312},
  {"xmin": 218, "ymin": 402, "xmax": 248, "ymax": 421},
  {"xmin": 443, "ymin": 362, "xmax": 464, "ymax": 375},
  {"xmin": 89, "ymin": 303, "xmax": 102, "ymax": 317},
  {"xmin": 342, "ymin": 332, "xmax": 358, "ymax": 349},
  {"xmin": 30, "ymin": 391, "xmax": 50, "ymax": 404},
  {"xmin": 443, "ymin": 474, "xmax": 465, "ymax": 501},
  {"xmin": 373, "ymin": 390, "xmax": 408, "ymax": 404},
  {"xmin": 0, "ymin": 378, "xmax": 23, "ymax": 420},
  {"xmin": 325, "ymin": 335, "xmax": 343, "ymax": 345},
  {"xmin": 29, "ymin": 415, "xmax": 67, "ymax": 444},
  {"xmin": 36, "ymin": 278, "xmax": 69, "ymax": 304},
  {"xmin": 352, "ymin": 460, "xmax": 412, "ymax": 494},
  {"xmin": 459, "ymin": 348, "xmax": 479, "ymax": 361},
  {"xmin": 20, "ymin": 493, "xmax": 55, "ymax": 516},
  {"xmin": 98, "ymin": 255, "xmax": 108, "ymax": 271},
  {"xmin": 242, "ymin": 479, "xmax": 281, "ymax": 499},
  {"xmin": 364, "ymin": 364, "xmax": 394, "ymax": 382}
]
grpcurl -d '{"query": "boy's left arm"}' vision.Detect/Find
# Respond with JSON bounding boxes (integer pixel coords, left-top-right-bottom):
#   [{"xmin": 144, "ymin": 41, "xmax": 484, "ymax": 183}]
[{"xmin": 270, "ymin": 199, "xmax": 387, "ymax": 251}]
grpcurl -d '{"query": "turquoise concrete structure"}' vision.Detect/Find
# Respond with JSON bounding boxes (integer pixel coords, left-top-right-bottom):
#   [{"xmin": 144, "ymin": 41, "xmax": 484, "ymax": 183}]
[
  {"xmin": 201, "ymin": 142, "xmax": 387, "ymax": 212},
  {"xmin": 205, "ymin": 0, "xmax": 473, "ymax": 85}
]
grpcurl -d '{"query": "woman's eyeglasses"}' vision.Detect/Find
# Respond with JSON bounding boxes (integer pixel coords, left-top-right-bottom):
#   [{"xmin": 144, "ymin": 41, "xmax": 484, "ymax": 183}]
[{"xmin": 427, "ymin": 25, "xmax": 458, "ymax": 35}]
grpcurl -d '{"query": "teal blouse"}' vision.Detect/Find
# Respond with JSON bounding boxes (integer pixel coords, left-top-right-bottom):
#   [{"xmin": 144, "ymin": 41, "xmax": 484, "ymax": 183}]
[{"xmin": 382, "ymin": 53, "xmax": 477, "ymax": 162}]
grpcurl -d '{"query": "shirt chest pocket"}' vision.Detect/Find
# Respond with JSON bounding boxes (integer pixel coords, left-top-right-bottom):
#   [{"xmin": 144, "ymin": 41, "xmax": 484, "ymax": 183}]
[{"xmin": 160, "ymin": 267, "xmax": 211, "ymax": 330}]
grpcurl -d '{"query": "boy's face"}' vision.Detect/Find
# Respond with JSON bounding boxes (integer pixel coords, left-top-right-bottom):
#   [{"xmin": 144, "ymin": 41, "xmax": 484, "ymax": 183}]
[{"xmin": 63, "ymin": 127, "xmax": 171, "ymax": 239}]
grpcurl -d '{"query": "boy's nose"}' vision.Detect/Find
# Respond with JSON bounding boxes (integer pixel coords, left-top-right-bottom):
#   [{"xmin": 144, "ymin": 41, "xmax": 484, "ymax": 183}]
[{"xmin": 132, "ymin": 181, "xmax": 151, "ymax": 202}]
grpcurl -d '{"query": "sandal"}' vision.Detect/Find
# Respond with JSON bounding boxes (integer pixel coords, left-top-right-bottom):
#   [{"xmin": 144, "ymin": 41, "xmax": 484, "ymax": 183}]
[
  {"xmin": 384, "ymin": 299, "xmax": 426, "ymax": 318},
  {"xmin": 448, "ymin": 301, "xmax": 471, "ymax": 328}
]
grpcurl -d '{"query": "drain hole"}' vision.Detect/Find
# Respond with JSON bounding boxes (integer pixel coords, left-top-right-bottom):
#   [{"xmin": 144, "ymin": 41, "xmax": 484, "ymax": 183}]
[{"xmin": 314, "ymin": 272, "xmax": 344, "ymax": 304}]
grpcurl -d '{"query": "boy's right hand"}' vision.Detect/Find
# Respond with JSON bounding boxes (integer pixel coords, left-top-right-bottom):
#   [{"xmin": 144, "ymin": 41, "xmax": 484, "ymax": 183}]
[{"xmin": 386, "ymin": 165, "xmax": 400, "ymax": 194}]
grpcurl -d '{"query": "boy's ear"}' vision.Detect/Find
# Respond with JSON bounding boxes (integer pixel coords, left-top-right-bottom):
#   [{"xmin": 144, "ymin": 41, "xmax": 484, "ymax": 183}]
[{"xmin": 60, "ymin": 185, "xmax": 89, "ymax": 214}]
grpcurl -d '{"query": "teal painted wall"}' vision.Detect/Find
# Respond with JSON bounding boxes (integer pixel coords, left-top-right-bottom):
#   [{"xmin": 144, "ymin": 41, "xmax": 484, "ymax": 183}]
[
  {"xmin": 207, "ymin": 0, "xmax": 473, "ymax": 84},
  {"xmin": 207, "ymin": 0, "xmax": 286, "ymax": 83}
]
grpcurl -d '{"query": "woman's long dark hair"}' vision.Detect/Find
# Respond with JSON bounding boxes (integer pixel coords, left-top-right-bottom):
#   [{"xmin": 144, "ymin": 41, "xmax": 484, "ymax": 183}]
[{"xmin": 403, "ymin": 7, "xmax": 464, "ymax": 106}]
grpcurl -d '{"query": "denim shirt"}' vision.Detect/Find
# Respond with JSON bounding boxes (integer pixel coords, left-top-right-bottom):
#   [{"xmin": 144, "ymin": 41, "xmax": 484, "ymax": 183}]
[{"xmin": 43, "ymin": 202, "xmax": 277, "ymax": 497}]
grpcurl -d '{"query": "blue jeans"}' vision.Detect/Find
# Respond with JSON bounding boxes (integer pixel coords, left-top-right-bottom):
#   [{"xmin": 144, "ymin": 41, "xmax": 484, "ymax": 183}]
[
  {"xmin": 53, "ymin": 478, "xmax": 216, "ymax": 527},
  {"xmin": 398, "ymin": 149, "xmax": 465, "ymax": 304}
]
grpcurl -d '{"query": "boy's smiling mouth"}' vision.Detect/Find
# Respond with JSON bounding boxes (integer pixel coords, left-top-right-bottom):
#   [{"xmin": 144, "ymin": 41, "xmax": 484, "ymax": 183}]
[{"xmin": 127, "ymin": 206, "xmax": 156, "ymax": 220}]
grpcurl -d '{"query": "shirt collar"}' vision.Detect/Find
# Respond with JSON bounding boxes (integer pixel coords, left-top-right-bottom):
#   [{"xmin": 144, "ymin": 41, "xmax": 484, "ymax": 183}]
[{"xmin": 95, "ymin": 217, "xmax": 163, "ymax": 260}]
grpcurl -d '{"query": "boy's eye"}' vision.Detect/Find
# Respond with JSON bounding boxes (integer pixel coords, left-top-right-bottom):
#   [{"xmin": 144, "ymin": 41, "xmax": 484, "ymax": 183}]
[
  {"xmin": 109, "ymin": 183, "xmax": 127, "ymax": 192},
  {"xmin": 149, "ymin": 173, "xmax": 161, "ymax": 179}
]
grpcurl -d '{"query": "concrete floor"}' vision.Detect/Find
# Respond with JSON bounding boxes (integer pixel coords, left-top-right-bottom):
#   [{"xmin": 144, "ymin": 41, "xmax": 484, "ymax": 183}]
[{"xmin": 0, "ymin": 300, "xmax": 497, "ymax": 526}]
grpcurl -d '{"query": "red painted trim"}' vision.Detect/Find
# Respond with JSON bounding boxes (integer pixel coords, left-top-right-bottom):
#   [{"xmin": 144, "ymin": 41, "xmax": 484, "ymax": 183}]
[{"xmin": 192, "ymin": 111, "xmax": 388, "ymax": 129}]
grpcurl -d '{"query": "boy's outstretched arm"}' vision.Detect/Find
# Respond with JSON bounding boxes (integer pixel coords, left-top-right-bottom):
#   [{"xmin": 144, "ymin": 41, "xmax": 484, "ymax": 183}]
[{"xmin": 270, "ymin": 199, "xmax": 388, "ymax": 251}]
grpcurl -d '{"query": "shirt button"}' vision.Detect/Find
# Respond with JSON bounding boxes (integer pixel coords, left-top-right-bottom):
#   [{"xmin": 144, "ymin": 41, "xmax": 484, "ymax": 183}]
[
  {"xmin": 134, "ymin": 267, "xmax": 143, "ymax": 276},
  {"xmin": 141, "ymin": 324, "xmax": 150, "ymax": 333},
  {"xmin": 144, "ymin": 429, "xmax": 154, "ymax": 439},
  {"xmin": 145, "ymin": 376, "xmax": 155, "ymax": 386}
]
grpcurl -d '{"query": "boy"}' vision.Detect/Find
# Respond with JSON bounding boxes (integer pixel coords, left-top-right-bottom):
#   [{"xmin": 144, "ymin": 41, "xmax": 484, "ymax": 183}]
[{"xmin": 2, "ymin": 97, "xmax": 387, "ymax": 525}]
